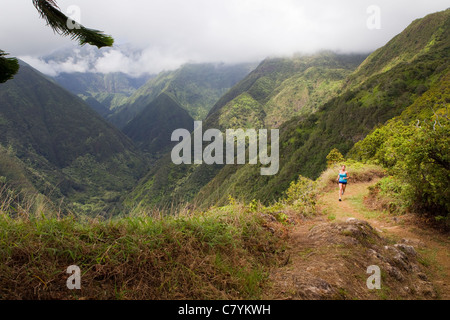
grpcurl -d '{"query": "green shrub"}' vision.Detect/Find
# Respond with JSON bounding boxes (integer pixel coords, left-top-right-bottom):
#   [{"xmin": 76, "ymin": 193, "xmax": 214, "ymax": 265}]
[
  {"xmin": 278, "ymin": 176, "xmax": 318, "ymax": 216},
  {"xmin": 351, "ymin": 114, "xmax": 449, "ymax": 216},
  {"xmin": 326, "ymin": 148, "xmax": 345, "ymax": 167},
  {"xmin": 367, "ymin": 176, "xmax": 410, "ymax": 214}
]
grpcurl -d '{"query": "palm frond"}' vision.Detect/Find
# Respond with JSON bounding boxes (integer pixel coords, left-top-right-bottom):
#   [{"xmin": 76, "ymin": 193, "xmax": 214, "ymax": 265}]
[
  {"xmin": 0, "ymin": 50, "xmax": 20, "ymax": 83},
  {"xmin": 32, "ymin": 0, "xmax": 114, "ymax": 48}
]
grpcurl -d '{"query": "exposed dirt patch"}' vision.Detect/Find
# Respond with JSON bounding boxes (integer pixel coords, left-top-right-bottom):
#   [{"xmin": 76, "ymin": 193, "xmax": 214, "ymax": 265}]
[{"xmin": 265, "ymin": 181, "xmax": 449, "ymax": 300}]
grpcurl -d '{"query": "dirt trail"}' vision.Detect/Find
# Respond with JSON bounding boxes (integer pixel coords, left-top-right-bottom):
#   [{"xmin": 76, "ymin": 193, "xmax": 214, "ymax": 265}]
[
  {"xmin": 327, "ymin": 181, "xmax": 450, "ymax": 299},
  {"xmin": 267, "ymin": 181, "xmax": 450, "ymax": 300}
]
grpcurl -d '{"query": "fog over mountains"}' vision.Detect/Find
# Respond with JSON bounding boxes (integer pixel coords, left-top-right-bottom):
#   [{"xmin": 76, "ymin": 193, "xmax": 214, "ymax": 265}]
[
  {"xmin": 7, "ymin": 1, "xmax": 448, "ymax": 77},
  {"xmin": 20, "ymin": 45, "xmax": 174, "ymax": 77}
]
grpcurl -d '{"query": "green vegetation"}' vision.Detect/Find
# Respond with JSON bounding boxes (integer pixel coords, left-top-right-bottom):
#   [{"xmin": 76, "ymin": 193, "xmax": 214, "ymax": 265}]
[
  {"xmin": 326, "ymin": 148, "xmax": 345, "ymax": 167},
  {"xmin": 123, "ymin": 93, "xmax": 194, "ymax": 156},
  {"xmin": 187, "ymin": 9, "xmax": 450, "ymax": 210},
  {"xmin": 53, "ymin": 72, "xmax": 151, "ymax": 115},
  {"xmin": 0, "ymin": 64, "xmax": 147, "ymax": 216},
  {"xmin": 128, "ymin": 53, "xmax": 366, "ymax": 209},
  {"xmin": 0, "ymin": 51, "xmax": 19, "ymax": 84},
  {"xmin": 209, "ymin": 52, "xmax": 367, "ymax": 130},
  {"xmin": 275, "ymin": 176, "xmax": 318, "ymax": 217},
  {"xmin": 0, "ymin": 190, "xmax": 286, "ymax": 300},
  {"xmin": 108, "ymin": 63, "xmax": 256, "ymax": 128},
  {"xmin": 350, "ymin": 73, "xmax": 449, "ymax": 219},
  {"xmin": 128, "ymin": 7, "xmax": 448, "ymax": 211}
]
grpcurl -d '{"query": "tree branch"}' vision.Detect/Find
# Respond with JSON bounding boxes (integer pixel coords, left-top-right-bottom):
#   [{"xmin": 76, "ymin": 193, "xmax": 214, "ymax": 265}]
[
  {"xmin": 32, "ymin": 0, "xmax": 114, "ymax": 48},
  {"xmin": 0, "ymin": 51, "xmax": 19, "ymax": 83}
]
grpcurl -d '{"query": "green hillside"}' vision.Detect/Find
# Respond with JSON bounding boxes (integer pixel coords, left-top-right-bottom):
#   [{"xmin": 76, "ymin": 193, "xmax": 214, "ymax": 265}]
[
  {"xmin": 207, "ymin": 52, "xmax": 367, "ymax": 129},
  {"xmin": 53, "ymin": 72, "xmax": 151, "ymax": 116},
  {"xmin": 126, "ymin": 53, "xmax": 367, "ymax": 208},
  {"xmin": 348, "ymin": 9, "xmax": 450, "ymax": 87},
  {"xmin": 0, "ymin": 63, "xmax": 147, "ymax": 215},
  {"xmin": 192, "ymin": 9, "xmax": 450, "ymax": 208},
  {"xmin": 108, "ymin": 63, "xmax": 256, "ymax": 128},
  {"xmin": 123, "ymin": 93, "xmax": 194, "ymax": 156},
  {"xmin": 349, "ymin": 71, "xmax": 449, "ymax": 217}
]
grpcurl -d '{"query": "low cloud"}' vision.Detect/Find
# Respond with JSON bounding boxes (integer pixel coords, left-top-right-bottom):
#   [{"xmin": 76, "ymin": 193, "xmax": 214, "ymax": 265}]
[
  {"xmin": 6, "ymin": 0, "xmax": 449, "ymax": 77},
  {"xmin": 20, "ymin": 56, "xmax": 91, "ymax": 77},
  {"xmin": 20, "ymin": 45, "xmax": 189, "ymax": 77},
  {"xmin": 94, "ymin": 47, "xmax": 188, "ymax": 76}
]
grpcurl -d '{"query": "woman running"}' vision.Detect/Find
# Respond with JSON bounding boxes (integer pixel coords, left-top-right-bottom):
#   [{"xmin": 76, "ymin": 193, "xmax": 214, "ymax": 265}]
[{"xmin": 337, "ymin": 165, "xmax": 349, "ymax": 201}]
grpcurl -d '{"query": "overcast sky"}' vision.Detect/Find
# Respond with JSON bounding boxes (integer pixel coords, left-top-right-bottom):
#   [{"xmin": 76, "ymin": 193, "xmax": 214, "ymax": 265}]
[{"xmin": 0, "ymin": 0, "xmax": 448, "ymax": 76}]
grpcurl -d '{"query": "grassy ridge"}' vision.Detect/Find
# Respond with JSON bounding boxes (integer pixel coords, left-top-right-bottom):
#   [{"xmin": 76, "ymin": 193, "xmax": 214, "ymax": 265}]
[
  {"xmin": 0, "ymin": 200, "xmax": 286, "ymax": 300},
  {"xmin": 0, "ymin": 162, "xmax": 386, "ymax": 300}
]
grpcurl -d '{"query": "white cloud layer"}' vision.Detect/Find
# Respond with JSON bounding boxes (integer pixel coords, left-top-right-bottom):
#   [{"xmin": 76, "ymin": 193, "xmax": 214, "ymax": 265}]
[
  {"xmin": 1, "ymin": 0, "xmax": 448, "ymax": 76},
  {"xmin": 20, "ymin": 56, "xmax": 90, "ymax": 77},
  {"xmin": 19, "ymin": 45, "xmax": 191, "ymax": 77}
]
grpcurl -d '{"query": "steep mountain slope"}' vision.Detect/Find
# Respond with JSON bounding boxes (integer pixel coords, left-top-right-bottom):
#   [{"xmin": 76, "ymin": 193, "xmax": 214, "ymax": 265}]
[
  {"xmin": 126, "ymin": 53, "xmax": 367, "ymax": 208},
  {"xmin": 41, "ymin": 45, "xmax": 153, "ymax": 116},
  {"xmin": 123, "ymin": 93, "xmax": 194, "ymax": 156},
  {"xmin": 0, "ymin": 144, "xmax": 37, "ymax": 196},
  {"xmin": 207, "ymin": 52, "xmax": 367, "ymax": 129},
  {"xmin": 347, "ymin": 70, "xmax": 449, "ymax": 216},
  {"xmin": 0, "ymin": 62, "xmax": 147, "ymax": 215},
  {"xmin": 108, "ymin": 63, "xmax": 256, "ymax": 128},
  {"xmin": 53, "ymin": 72, "xmax": 151, "ymax": 116},
  {"xmin": 347, "ymin": 9, "xmax": 450, "ymax": 88},
  {"xmin": 192, "ymin": 9, "xmax": 450, "ymax": 208}
]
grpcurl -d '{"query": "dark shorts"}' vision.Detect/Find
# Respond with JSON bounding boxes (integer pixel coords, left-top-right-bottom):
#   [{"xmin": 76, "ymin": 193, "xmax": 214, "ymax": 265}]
[{"xmin": 339, "ymin": 181, "xmax": 347, "ymax": 185}]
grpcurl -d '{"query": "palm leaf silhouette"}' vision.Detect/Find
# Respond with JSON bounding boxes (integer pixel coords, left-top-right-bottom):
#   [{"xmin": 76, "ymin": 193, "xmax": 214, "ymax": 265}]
[
  {"xmin": 32, "ymin": 0, "xmax": 114, "ymax": 48},
  {"xmin": 0, "ymin": 1, "xmax": 114, "ymax": 83},
  {"xmin": 0, "ymin": 50, "xmax": 20, "ymax": 83}
]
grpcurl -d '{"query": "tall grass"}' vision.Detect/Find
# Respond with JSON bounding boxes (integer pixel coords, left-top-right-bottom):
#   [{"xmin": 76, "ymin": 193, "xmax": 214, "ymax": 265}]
[
  {"xmin": 317, "ymin": 162, "xmax": 386, "ymax": 192},
  {"xmin": 4, "ymin": 161, "xmax": 382, "ymax": 300},
  {"xmin": 0, "ymin": 188, "xmax": 286, "ymax": 300}
]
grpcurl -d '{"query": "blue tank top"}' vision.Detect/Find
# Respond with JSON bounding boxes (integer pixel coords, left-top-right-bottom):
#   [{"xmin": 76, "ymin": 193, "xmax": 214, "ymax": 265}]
[{"xmin": 339, "ymin": 172, "xmax": 348, "ymax": 183}]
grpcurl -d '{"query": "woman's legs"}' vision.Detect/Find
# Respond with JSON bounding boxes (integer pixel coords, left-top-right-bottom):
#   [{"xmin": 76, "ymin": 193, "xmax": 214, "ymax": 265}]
[
  {"xmin": 339, "ymin": 183, "xmax": 343, "ymax": 200},
  {"xmin": 342, "ymin": 183, "xmax": 347, "ymax": 195}
]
